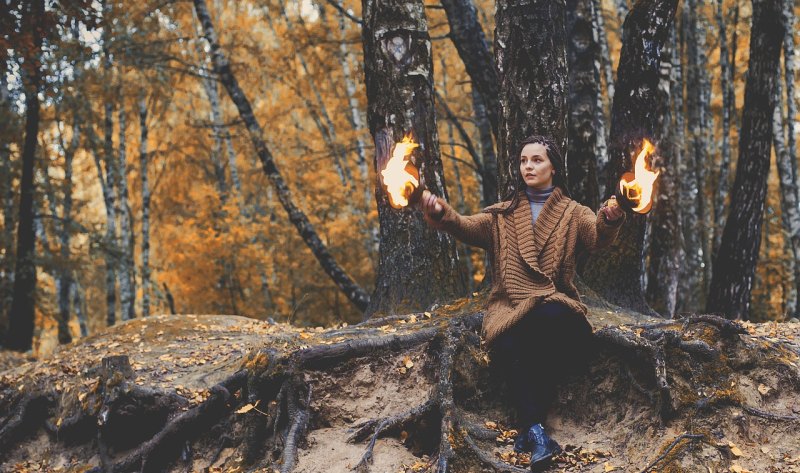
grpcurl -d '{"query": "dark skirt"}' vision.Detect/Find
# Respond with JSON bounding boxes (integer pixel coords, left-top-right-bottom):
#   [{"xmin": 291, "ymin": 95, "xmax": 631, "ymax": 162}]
[{"xmin": 489, "ymin": 301, "xmax": 594, "ymax": 428}]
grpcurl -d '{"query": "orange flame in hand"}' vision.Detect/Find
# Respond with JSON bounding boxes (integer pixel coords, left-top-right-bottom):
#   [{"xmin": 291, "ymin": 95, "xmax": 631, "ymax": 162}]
[
  {"xmin": 619, "ymin": 139, "xmax": 660, "ymax": 213},
  {"xmin": 381, "ymin": 134, "xmax": 420, "ymax": 209}
]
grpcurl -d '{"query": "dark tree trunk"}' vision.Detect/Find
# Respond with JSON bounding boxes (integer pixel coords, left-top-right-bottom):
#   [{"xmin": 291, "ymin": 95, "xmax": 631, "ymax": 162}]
[
  {"xmin": 706, "ymin": 0, "xmax": 785, "ymax": 320},
  {"xmin": 361, "ymin": 0, "xmax": 467, "ymax": 317},
  {"xmin": 193, "ymin": 0, "xmax": 371, "ymax": 312},
  {"xmin": 683, "ymin": 0, "xmax": 713, "ymax": 309},
  {"xmin": 101, "ymin": 32, "xmax": 118, "ymax": 327},
  {"xmin": 6, "ymin": 0, "xmax": 44, "ymax": 351},
  {"xmin": 439, "ymin": 0, "xmax": 499, "ymax": 137},
  {"xmin": 495, "ymin": 0, "xmax": 568, "ymax": 196},
  {"xmin": 566, "ymin": 0, "xmax": 603, "ymax": 210},
  {"xmin": 579, "ymin": 0, "xmax": 679, "ymax": 315},
  {"xmin": 645, "ymin": 26, "xmax": 682, "ymax": 318},
  {"xmin": 55, "ymin": 114, "xmax": 79, "ymax": 345},
  {"xmin": 714, "ymin": 0, "xmax": 733, "ymax": 258},
  {"xmin": 0, "ymin": 68, "xmax": 17, "ymax": 336},
  {"xmin": 471, "ymin": 88, "xmax": 499, "ymax": 206},
  {"xmin": 139, "ymin": 95, "xmax": 152, "ymax": 318}
]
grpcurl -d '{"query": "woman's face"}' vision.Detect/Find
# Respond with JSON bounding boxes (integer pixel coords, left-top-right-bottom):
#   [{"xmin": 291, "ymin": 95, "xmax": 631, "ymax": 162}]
[{"xmin": 519, "ymin": 143, "xmax": 555, "ymax": 190}]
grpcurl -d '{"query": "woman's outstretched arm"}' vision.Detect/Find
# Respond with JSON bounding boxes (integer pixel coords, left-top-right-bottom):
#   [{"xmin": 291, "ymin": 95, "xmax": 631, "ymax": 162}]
[
  {"xmin": 419, "ymin": 190, "xmax": 493, "ymax": 250},
  {"xmin": 576, "ymin": 197, "xmax": 625, "ymax": 251}
]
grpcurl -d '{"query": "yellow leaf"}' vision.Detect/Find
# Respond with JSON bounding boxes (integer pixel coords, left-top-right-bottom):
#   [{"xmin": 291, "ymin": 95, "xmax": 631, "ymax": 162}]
[
  {"xmin": 757, "ymin": 384, "xmax": 771, "ymax": 396},
  {"xmin": 236, "ymin": 401, "xmax": 259, "ymax": 414},
  {"xmin": 78, "ymin": 392, "xmax": 87, "ymax": 402},
  {"xmin": 403, "ymin": 356, "xmax": 414, "ymax": 369},
  {"xmin": 604, "ymin": 462, "xmax": 617, "ymax": 472},
  {"xmin": 729, "ymin": 443, "xmax": 743, "ymax": 457}
]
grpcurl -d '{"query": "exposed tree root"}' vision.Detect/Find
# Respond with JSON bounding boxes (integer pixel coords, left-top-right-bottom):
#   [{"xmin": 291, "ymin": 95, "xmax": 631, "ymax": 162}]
[
  {"xmin": 2, "ymin": 310, "xmax": 798, "ymax": 472},
  {"xmin": 638, "ymin": 433, "xmax": 706, "ymax": 473}
]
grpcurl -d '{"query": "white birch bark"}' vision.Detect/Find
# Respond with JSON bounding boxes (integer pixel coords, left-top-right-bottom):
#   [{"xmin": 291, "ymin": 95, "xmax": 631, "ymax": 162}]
[
  {"xmin": 116, "ymin": 103, "xmax": 135, "ymax": 321},
  {"xmin": 139, "ymin": 95, "xmax": 152, "ymax": 317},
  {"xmin": 774, "ymin": 67, "xmax": 800, "ymax": 318}
]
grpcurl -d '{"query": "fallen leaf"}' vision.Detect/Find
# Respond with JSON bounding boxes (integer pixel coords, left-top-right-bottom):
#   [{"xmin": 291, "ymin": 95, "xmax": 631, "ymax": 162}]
[
  {"xmin": 402, "ymin": 356, "xmax": 414, "ymax": 369},
  {"xmin": 757, "ymin": 384, "xmax": 772, "ymax": 396},
  {"xmin": 604, "ymin": 462, "xmax": 617, "ymax": 472},
  {"xmin": 236, "ymin": 401, "xmax": 259, "ymax": 414}
]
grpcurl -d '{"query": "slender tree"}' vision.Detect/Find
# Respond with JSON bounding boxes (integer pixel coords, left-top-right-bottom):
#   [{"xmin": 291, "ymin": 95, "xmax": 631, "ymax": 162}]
[
  {"xmin": 683, "ymin": 0, "xmax": 713, "ymax": 307},
  {"xmin": 773, "ymin": 66, "xmax": 800, "ymax": 318},
  {"xmin": 139, "ymin": 94, "xmax": 152, "ymax": 318},
  {"xmin": 645, "ymin": 26, "xmax": 683, "ymax": 317},
  {"xmin": 439, "ymin": 0, "xmax": 499, "ymax": 137},
  {"xmin": 706, "ymin": 0, "xmax": 785, "ymax": 320},
  {"xmin": 714, "ymin": 0, "xmax": 734, "ymax": 256},
  {"xmin": 116, "ymin": 102, "xmax": 135, "ymax": 321},
  {"xmin": 6, "ymin": 0, "xmax": 45, "ymax": 351},
  {"xmin": 361, "ymin": 0, "xmax": 467, "ymax": 316},
  {"xmin": 193, "ymin": 0, "xmax": 371, "ymax": 312},
  {"xmin": 580, "ymin": 0, "xmax": 679, "ymax": 315},
  {"xmin": 495, "ymin": 0, "xmax": 568, "ymax": 195},
  {"xmin": 566, "ymin": 0, "xmax": 604, "ymax": 210}
]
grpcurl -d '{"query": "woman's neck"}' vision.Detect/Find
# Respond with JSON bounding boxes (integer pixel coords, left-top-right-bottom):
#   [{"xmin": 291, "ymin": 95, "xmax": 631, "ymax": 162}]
[{"xmin": 526, "ymin": 185, "xmax": 555, "ymax": 203}]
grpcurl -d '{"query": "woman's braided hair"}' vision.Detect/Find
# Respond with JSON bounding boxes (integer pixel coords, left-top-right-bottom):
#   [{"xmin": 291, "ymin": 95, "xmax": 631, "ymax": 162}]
[{"xmin": 488, "ymin": 135, "xmax": 570, "ymax": 215}]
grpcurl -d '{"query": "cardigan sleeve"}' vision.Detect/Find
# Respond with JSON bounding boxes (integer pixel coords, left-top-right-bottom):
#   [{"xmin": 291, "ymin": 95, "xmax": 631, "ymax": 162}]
[
  {"xmin": 575, "ymin": 203, "xmax": 625, "ymax": 252},
  {"xmin": 425, "ymin": 197, "xmax": 493, "ymax": 250}
]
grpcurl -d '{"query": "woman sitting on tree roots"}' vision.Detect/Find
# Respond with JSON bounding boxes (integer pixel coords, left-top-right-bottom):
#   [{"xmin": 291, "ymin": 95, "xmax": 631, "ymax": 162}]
[{"xmin": 419, "ymin": 135, "xmax": 625, "ymax": 472}]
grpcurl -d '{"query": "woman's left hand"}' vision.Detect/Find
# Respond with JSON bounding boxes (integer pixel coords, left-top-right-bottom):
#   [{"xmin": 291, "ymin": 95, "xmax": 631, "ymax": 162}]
[{"xmin": 601, "ymin": 196, "xmax": 624, "ymax": 222}]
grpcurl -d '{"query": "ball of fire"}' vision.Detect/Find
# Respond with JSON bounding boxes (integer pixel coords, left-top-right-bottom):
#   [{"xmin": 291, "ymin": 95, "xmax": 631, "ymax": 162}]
[
  {"xmin": 617, "ymin": 139, "xmax": 660, "ymax": 214},
  {"xmin": 381, "ymin": 134, "xmax": 422, "ymax": 209}
]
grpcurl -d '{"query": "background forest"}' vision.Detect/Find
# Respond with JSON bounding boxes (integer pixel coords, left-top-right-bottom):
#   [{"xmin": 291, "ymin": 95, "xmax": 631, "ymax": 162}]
[{"xmin": 1, "ymin": 0, "xmax": 798, "ymax": 357}]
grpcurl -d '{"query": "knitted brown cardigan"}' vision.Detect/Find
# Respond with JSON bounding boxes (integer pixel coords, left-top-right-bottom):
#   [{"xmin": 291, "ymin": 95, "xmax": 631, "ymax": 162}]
[{"xmin": 427, "ymin": 187, "xmax": 624, "ymax": 346}]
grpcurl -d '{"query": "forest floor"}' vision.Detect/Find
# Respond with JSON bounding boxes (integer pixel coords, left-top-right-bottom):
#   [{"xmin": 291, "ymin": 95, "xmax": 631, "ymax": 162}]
[{"xmin": 1, "ymin": 294, "xmax": 799, "ymax": 473}]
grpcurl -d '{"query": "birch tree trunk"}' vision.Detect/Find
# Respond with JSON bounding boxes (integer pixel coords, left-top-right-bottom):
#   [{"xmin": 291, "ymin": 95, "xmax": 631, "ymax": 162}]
[
  {"xmin": 361, "ymin": 0, "xmax": 467, "ymax": 316},
  {"xmin": 495, "ymin": 0, "xmax": 568, "ymax": 195},
  {"xmin": 706, "ymin": 0, "xmax": 785, "ymax": 320},
  {"xmin": 6, "ymin": 1, "xmax": 43, "ymax": 350},
  {"xmin": 471, "ymin": 88, "xmax": 499, "ymax": 206},
  {"xmin": 0, "ymin": 70, "xmax": 16, "ymax": 335},
  {"xmin": 193, "ymin": 0, "xmax": 371, "ymax": 312},
  {"xmin": 199, "ymin": 69, "xmax": 230, "ymax": 202},
  {"xmin": 566, "ymin": 0, "xmax": 604, "ymax": 210},
  {"xmin": 337, "ymin": 12, "xmax": 371, "ymax": 211},
  {"xmin": 116, "ymin": 103, "xmax": 135, "ymax": 321},
  {"xmin": 442, "ymin": 62, "xmax": 475, "ymax": 295},
  {"xmin": 592, "ymin": 0, "xmax": 615, "ymax": 109},
  {"xmin": 714, "ymin": 0, "xmax": 733, "ymax": 257},
  {"xmin": 645, "ymin": 26, "xmax": 683, "ymax": 318},
  {"xmin": 101, "ymin": 38, "xmax": 118, "ymax": 327},
  {"xmin": 781, "ymin": 0, "xmax": 797, "ymax": 171},
  {"xmin": 580, "ymin": 0, "xmax": 679, "ymax": 315},
  {"xmin": 684, "ymin": 0, "xmax": 713, "ymax": 307},
  {"xmin": 139, "ymin": 95, "xmax": 152, "ymax": 318},
  {"xmin": 773, "ymin": 66, "xmax": 800, "ymax": 318},
  {"xmin": 439, "ymin": 0, "xmax": 499, "ymax": 136},
  {"xmin": 54, "ymin": 114, "xmax": 80, "ymax": 344}
]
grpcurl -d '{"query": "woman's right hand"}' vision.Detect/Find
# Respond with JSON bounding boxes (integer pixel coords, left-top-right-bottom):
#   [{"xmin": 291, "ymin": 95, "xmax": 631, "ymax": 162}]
[{"xmin": 419, "ymin": 190, "xmax": 444, "ymax": 221}]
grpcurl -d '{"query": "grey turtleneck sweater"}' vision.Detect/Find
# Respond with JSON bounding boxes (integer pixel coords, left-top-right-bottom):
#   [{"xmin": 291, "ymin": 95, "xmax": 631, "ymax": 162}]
[{"xmin": 526, "ymin": 185, "xmax": 555, "ymax": 224}]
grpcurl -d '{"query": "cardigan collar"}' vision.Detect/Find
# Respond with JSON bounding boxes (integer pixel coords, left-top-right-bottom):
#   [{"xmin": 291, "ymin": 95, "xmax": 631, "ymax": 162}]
[{"xmin": 512, "ymin": 186, "xmax": 571, "ymax": 271}]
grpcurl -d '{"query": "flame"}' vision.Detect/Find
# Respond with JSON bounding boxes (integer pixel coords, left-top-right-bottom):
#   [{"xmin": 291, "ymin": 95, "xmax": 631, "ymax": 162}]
[
  {"xmin": 619, "ymin": 139, "xmax": 660, "ymax": 213},
  {"xmin": 381, "ymin": 134, "xmax": 420, "ymax": 209}
]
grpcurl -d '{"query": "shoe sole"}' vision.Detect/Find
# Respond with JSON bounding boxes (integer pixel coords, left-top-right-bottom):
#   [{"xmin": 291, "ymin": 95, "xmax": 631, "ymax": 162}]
[{"xmin": 529, "ymin": 445, "xmax": 562, "ymax": 472}]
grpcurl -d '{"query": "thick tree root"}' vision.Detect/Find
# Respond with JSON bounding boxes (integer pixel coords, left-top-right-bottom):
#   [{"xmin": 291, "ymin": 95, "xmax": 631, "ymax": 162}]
[
  {"xmin": 638, "ymin": 433, "xmax": 706, "ymax": 473},
  {"xmin": 88, "ymin": 370, "xmax": 247, "ymax": 473},
  {"xmin": 595, "ymin": 314, "xmax": 750, "ymax": 419},
  {"xmin": 3, "ymin": 310, "xmax": 798, "ymax": 472},
  {"xmin": 0, "ymin": 391, "xmax": 55, "ymax": 458}
]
